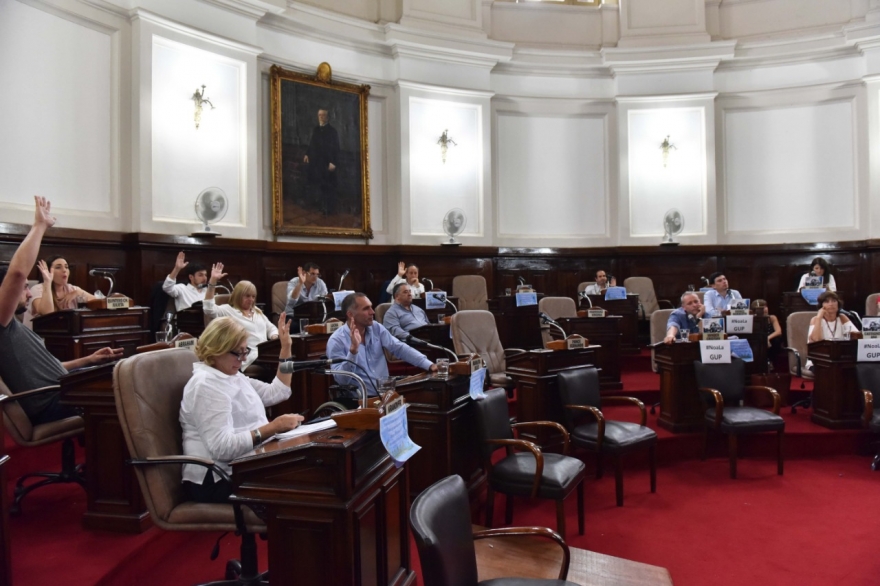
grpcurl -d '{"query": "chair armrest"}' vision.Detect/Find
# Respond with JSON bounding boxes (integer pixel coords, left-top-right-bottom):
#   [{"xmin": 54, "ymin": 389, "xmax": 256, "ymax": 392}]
[
  {"xmin": 127, "ymin": 455, "xmax": 231, "ymax": 484},
  {"xmin": 486, "ymin": 438, "xmax": 543, "ymax": 498},
  {"xmin": 473, "ymin": 526, "xmax": 571, "ymax": 581},
  {"xmin": 601, "ymin": 396, "xmax": 647, "ymax": 426},
  {"xmin": 563, "ymin": 405, "xmax": 605, "ymax": 449},
  {"xmin": 863, "ymin": 390, "xmax": 874, "ymax": 429},
  {"xmin": 658, "ymin": 299, "xmax": 674, "ymax": 309},
  {"xmin": 783, "ymin": 347, "xmax": 802, "ymax": 378},
  {"xmin": 698, "ymin": 387, "xmax": 723, "ymax": 427},
  {"xmin": 511, "ymin": 421, "xmax": 571, "ymax": 454},
  {"xmin": 0, "ymin": 384, "xmax": 62, "ymax": 404},
  {"xmin": 744, "ymin": 385, "xmax": 781, "ymax": 414}
]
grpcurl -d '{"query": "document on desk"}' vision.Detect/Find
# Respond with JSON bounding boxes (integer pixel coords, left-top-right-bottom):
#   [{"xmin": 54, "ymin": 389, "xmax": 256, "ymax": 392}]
[
  {"xmin": 274, "ymin": 419, "xmax": 337, "ymax": 441},
  {"xmin": 380, "ymin": 404, "xmax": 421, "ymax": 467}
]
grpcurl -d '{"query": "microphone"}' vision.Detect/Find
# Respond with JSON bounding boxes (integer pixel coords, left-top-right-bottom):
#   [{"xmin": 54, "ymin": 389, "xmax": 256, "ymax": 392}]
[
  {"xmin": 406, "ymin": 335, "xmax": 458, "ymax": 361},
  {"xmin": 421, "ymin": 278, "xmax": 434, "ymax": 291},
  {"xmin": 838, "ymin": 308, "xmax": 862, "ymax": 330},
  {"xmin": 444, "ymin": 298, "xmax": 458, "ymax": 313},
  {"xmin": 338, "ymin": 269, "xmax": 350, "ymax": 292},
  {"xmin": 539, "ymin": 312, "xmax": 567, "ymax": 339},
  {"xmin": 581, "ymin": 294, "xmax": 593, "ymax": 308},
  {"xmin": 89, "ymin": 269, "xmax": 115, "ymax": 296},
  {"xmin": 278, "ymin": 357, "xmax": 344, "ymax": 373},
  {"xmin": 517, "ymin": 276, "xmax": 525, "ymax": 286},
  {"xmin": 700, "ymin": 276, "xmax": 710, "ymax": 287}
]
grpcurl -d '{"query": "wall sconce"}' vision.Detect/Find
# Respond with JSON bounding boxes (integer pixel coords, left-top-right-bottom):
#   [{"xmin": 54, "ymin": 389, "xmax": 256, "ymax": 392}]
[
  {"xmin": 191, "ymin": 85, "xmax": 215, "ymax": 130},
  {"xmin": 437, "ymin": 129, "xmax": 457, "ymax": 163},
  {"xmin": 660, "ymin": 135, "xmax": 676, "ymax": 167}
]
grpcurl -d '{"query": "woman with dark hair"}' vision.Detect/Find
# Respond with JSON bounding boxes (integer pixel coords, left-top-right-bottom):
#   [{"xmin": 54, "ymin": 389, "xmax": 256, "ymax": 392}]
[
  {"xmin": 808, "ymin": 291, "xmax": 856, "ymax": 343},
  {"xmin": 798, "ymin": 257, "xmax": 837, "ymax": 292},
  {"xmin": 24, "ymin": 255, "xmax": 96, "ymax": 327},
  {"xmin": 386, "ymin": 261, "xmax": 424, "ymax": 298}
]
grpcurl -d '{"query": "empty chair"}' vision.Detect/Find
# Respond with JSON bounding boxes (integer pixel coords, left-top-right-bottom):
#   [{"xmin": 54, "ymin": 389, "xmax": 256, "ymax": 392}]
[
  {"xmin": 856, "ymin": 363, "xmax": 880, "ymax": 470},
  {"xmin": 114, "ymin": 348, "xmax": 268, "ymax": 585},
  {"xmin": 785, "ymin": 311, "xmax": 815, "ymax": 413},
  {"xmin": 452, "ymin": 275, "xmax": 488, "ymax": 311},
  {"xmin": 473, "ymin": 388, "xmax": 585, "ymax": 537},
  {"xmin": 450, "ymin": 310, "xmax": 525, "ymax": 389},
  {"xmin": 271, "ymin": 281, "xmax": 288, "ymax": 321},
  {"xmin": 557, "ymin": 368, "xmax": 657, "ymax": 506},
  {"xmin": 649, "ymin": 308, "xmax": 675, "ymax": 374},
  {"xmin": 0, "ymin": 376, "xmax": 84, "ymax": 515},
  {"xmin": 866, "ymin": 293, "xmax": 879, "ymax": 318},
  {"xmin": 623, "ymin": 277, "xmax": 673, "ymax": 320},
  {"xmin": 693, "ymin": 358, "xmax": 785, "ymax": 479},
  {"xmin": 538, "ymin": 297, "xmax": 578, "ymax": 345},
  {"xmin": 410, "ymin": 475, "xmax": 577, "ymax": 586}
]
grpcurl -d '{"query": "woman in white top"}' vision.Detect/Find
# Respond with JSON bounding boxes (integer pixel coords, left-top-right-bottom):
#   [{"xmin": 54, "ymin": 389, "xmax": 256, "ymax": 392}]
[
  {"xmin": 24, "ymin": 255, "xmax": 96, "ymax": 327},
  {"xmin": 798, "ymin": 257, "xmax": 837, "ymax": 292},
  {"xmin": 203, "ymin": 263, "xmax": 278, "ymax": 369},
  {"xmin": 808, "ymin": 291, "xmax": 857, "ymax": 343},
  {"xmin": 386, "ymin": 262, "xmax": 424, "ymax": 298},
  {"xmin": 179, "ymin": 316, "xmax": 303, "ymax": 503}
]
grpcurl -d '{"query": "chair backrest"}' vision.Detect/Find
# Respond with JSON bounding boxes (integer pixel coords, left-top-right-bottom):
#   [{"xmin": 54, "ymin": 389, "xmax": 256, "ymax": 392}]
[
  {"xmin": 450, "ymin": 310, "xmax": 506, "ymax": 374},
  {"xmin": 0, "ymin": 375, "xmax": 34, "ymax": 443},
  {"xmin": 866, "ymin": 293, "xmax": 880, "ymax": 317},
  {"xmin": 649, "ymin": 308, "xmax": 675, "ymax": 373},
  {"xmin": 271, "ymin": 281, "xmax": 288, "ymax": 316},
  {"xmin": 538, "ymin": 297, "xmax": 578, "ymax": 344},
  {"xmin": 693, "ymin": 358, "xmax": 746, "ymax": 405},
  {"xmin": 452, "ymin": 275, "xmax": 488, "ymax": 311},
  {"xmin": 203, "ymin": 294, "xmax": 232, "ymax": 326},
  {"xmin": 113, "ymin": 348, "xmax": 200, "ymax": 526},
  {"xmin": 786, "ymin": 311, "xmax": 814, "ymax": 376},
  {"xmin": 695, "ymin": 291, "xmax": 705, "ymax": 303},
  {"xmin": 624, "ymin": 277, "xmax": 659, "ymax": 317},
  {"xmin": 473, "ymin": 388, "xmax": 515, "ymax": 463},
  {"xmin": 409, "ymin": 475, "xmax": 479, "ymax": 586},
  {"xmin": 856, "ymin": 363, "xmax": 880, "ymax": 394},
  {"xmin": 375, "ymin": 302, "xmax": 392, "ymax": 325},
  {"xmin": 557, "ymin": 368, "xmax": 601, "ymax": 430},
  {"xmin": 577, "ymin": 282, "xmax": 595, "ymax": 295}
]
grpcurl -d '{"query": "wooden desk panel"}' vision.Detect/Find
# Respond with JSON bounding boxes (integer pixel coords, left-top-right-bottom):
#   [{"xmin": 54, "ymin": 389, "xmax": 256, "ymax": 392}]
[
  {"xmin": 808, "ymin": 340, "xmax": 862, "ymax": 429},
  {"xmin": 554, "ymin": 316, "xmax": 622, "ymax": 390},
  {"xmin": 32, "ymin": 308, "xmax": 151, "ymax": 362},
  {"xmin": 653, "ymin": 342, "xmax": 704, "ymax": 434},
  {"xmin": 581, "ymin": 294, "xmax": 640, "ymax": 354},
  {"xmin": 489, "ymin": 295, "xmax": 544, "ymax": 350}
]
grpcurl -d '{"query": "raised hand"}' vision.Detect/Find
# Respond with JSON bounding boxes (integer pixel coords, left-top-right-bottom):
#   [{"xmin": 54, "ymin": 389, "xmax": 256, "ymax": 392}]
[
  {"xmin": 397, "ymin": 261, "xmax": 405, "ymax": 277},
  {"xmin": 278, "ymin": 312, "xmax": 292, "ymax": 352},
  {"xmin": 349, "ymin": 315, "xmax": 362, "ymax": 354},
  {"xmin": 175, "ymin": 252, "xmax": 188, "ymax": 272},
  {"xmin": 37, "ymin": 259, "xmax": 52, "ymax": 283},
  {"xmin": 33, "ymin": 196, "xmax": 56, "ymax": 230},
  {"xmin": 297, "ymin": 266, "xmax": 307, "ymax": 282},
  {"xmin": 210, "ymin": 262, "xmax": 227, "ymax": 283}
]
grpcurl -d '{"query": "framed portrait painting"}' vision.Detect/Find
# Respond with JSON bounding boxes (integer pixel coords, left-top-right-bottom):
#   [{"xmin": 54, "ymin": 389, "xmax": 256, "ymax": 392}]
[{"xmin": 270, "ymin": 63, "xmax": 373, "ymax": 238}]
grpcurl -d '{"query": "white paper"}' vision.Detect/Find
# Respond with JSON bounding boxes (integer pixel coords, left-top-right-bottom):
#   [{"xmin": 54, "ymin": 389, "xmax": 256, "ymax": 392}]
[
  {"xmin": 274, "ymin": 418, "xmax": 337, "ymax": 440},
  {"xmin": 380, "ymin": 404, "xmax": 421, "ymax": 466},
  {"xmin": 425, "ymin": 291, "xmax": 447, "ymax": 310},
  {"xmin": 725, "ymin": 314, "xmax": 753, "ymax": 334},
  {"xmin": 700, "ymin": 340, "xmax": 731, "ymax": 363},
  {"xmin": 470, "ymin": 368, "xmax": 487, "ymax": 400},
  {"xmin": 857, "ymin": 339, "xmax": 880, "ymax": 362},
  {"xmin": 515, "ymin": 292, "xmax": 537, "ymax": 307},
  {"xmin": 332, "ymin": 290, "xmax": 354, "ymax": 311}
]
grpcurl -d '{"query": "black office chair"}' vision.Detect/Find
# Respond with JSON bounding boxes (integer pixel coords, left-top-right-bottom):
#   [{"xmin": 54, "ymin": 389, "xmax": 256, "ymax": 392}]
[
  {"xmin": 473, "ymin": 388, "xmax": 585, "ymax": 538},
  {"xmin": 855, "ymin": 363, "xmax": 880, "ymax": 471},
  {"xmin": 410, "ymin": 475, "xmax": 578, "ymax": 586},
  {"xmin": 557, "ymin": 368, "xmax": 657, "ymax": 506},
  {"xmin": 693, "ymin": 358, "xmax": 785, "ymax": 479}
]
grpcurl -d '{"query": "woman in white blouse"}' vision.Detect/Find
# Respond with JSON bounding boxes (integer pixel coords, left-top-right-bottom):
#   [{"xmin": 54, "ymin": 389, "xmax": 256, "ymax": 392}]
[
  {"xmin": 385, "ymin": 262, "xmax": 425, "ymax": 298},
  {"xmin": 808, "ymin": 291, "xmax": 857, "ymax": 343},
  {"xmin": 203, "ymin": 263, "xmax": 278, "ymax": 370},
  {"xmin": 24, "ymin": 255, "xmax": 96, "ymax": 327},
  {"xmin": 798, "ymin": 257, "xmax": 837, "ymax": 292},
  {"xmin": 179, "ymin": 316, "xmax": 303, "ymax": 503}
]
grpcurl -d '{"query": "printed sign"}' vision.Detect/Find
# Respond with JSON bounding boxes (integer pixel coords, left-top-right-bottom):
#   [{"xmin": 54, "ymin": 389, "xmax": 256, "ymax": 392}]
[
  {"xmin": 804, "ymin": 275, "xmax": 824, "ymax": 288},
  {"xmin": 801, "ymin": 288, "xmax": 825, "ymax": 306},
  {"xmin": 106, "ymin": 297, "xmax": 130, "ymax": 310},
  {"xmin": 587, "ymin": 309, "xmax": 606, "ymax": 318},
  {"xmin": 729, "ymin": 338, "xmax": 754, "ymax": 362},
  {"xmin": 857, "ymin": 339, "xmax": 880, "ymax": 362},
  {"xmin": 729, "ymin": 298, "xmax": 750, "ymax": 315},
  {"xmin": 332, "ymin": 290, "xmax": 354, "ymax": 311},
  {"xmin": 425, "ymin": 290, "xmax": 447, "ymax": 310},
  {"xmin": 379, "ymin": 404, "xmax": 421, "ymax": 467},
  {"xmin": 702, "ymin": 318, "xmax": 725, "ymax": 340},
  {"xmin": 470, "ymin": 368, "xmax": 487, "ymax": 400},
  {"xmin": 700, "ymin": 340, "xmax": 731, "ymax": 363},
  {"xmin": 604, "ymin": 286, "xmax": 627, "ymax": 301},
  {"xmin": 726, "ymin": 314, "xmax": 753, "ymax": 335},
  {"xmin": 566, "ymin": 336, "xmax": 585, "ymax": 350},
  {"xmin": 515, "ymin": 292, "xmax": 538, "ymax": 307},
  {"xmin": 174, "ymin": 338, "xmax": 197, "ymax": 350},
  {"xmin": 469, "ymin": 355, "xmax": 483, "ymax": 374},
  {"xmin": 862, "ymin": 317, "xmax": 880, "ymax": 339}
]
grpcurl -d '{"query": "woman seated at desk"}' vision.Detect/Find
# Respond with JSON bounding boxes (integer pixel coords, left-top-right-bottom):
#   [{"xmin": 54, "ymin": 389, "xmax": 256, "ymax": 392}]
[
  {"xmin": 386, "ymin": 262, "xmax": 424, "ymax": 299},
  {"xmin": 179, "ymin": 316, "xmax": 303, "ymax": 504},
  {"xmin": 808, "ymin": 291, "xmax": 857, "ymax": 343},
  {"xmin": 25, "ymin": 255, "xmax": 96, "ymax": 327},
  {"xmin": 798, "ymin": 257, "xmax": 837, "ymax": 292},
  {"xmin": 203, "ymin": 263, "xmax": 278, "ymax": 370}
]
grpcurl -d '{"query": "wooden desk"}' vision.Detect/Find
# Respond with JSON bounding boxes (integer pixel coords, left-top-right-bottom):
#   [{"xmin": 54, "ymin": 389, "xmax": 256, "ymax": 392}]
[
  {"xmin": 489, "ymin": 295, "xmax": 544, "ymax": 350},
  {"xmin": 59, "ymin": 363, "xmax": 150, "ymax": 533},
  {"xmin": 474, "ymin": 526, "xmax": 673, "ymax": 586},
  {"xmin": 396, "ymin": 373, "xmax": 484, "ymax": 499},
  {"xmin": 581, "ymin": 294, "xmax": 640, "ymax": 354},
  {"xmin": 290, "ymin": 299, "xmax": 343, "ymax": 323},
  {"xmin": 553, "ymin": 316, "xmax": 622, "ymax": 390},
  {"xmin": 32, "ymin": 307, "xmax": 151, "ymax": 362},
  {"xmin": 253, "ymin": 334, "xmax": 332, "ymax": 416},
  {"xmin": 231, "ymin": 428, "xmax": 414, "ymax": 586},
  {"xmin": 175, "ymin": 302, "xmax": 206, "ymax": 337},
  {"xmin": 808, "ymin": 340, "xmax": 862, "ymax": 429},
  {"xmin": 408, "ymin": 323, "xmax": 454, "ymax": 362},
  {"xmin": 412, "ymin": 295, "xmax": 459, "ymax": 323},
  {"xmin": 781, "ymin": 291, "xmax": 815, "ymax": 323},
  {"xmin": 506, "ymin": 348, "xmax": 596, "ymax": 451}
]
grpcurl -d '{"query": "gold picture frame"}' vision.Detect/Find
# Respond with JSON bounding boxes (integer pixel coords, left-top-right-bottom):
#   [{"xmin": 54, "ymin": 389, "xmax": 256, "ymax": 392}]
[{"xmin": 270, "ymin": 63, "xmax": 373, "ymax": 239}]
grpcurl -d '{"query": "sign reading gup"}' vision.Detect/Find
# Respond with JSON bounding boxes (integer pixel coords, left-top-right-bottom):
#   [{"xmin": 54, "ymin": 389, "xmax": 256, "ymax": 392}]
[{"xmin": 725, "ymin": 315, "xmax": 753, "ymax": 335}]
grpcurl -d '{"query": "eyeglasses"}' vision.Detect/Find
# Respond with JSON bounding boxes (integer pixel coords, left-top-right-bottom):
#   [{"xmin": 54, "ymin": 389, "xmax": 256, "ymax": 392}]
[{"xmin": 229, "ymin": 348, "xmax": 252, "ymax": 360}]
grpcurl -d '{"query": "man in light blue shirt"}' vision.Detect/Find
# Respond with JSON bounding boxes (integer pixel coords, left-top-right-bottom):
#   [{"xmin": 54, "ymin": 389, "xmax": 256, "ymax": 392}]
[
  {"xmin": 664, "ymin": 292, "xmax": 704, "ymax": 344},
  {"xmin": 382, "ymin": 283, "xmax": 430, "ymax": 341},
  {"xmin": 703, "ymin": 272, "xmax": 742, "ymax": 317},
  {"xmin": 285, "ymin": 262, "xmax": 328, "ymax": 314},
  {"xmin": 326, "ymin": 293, "xmax": 437, "ymax": 395}
]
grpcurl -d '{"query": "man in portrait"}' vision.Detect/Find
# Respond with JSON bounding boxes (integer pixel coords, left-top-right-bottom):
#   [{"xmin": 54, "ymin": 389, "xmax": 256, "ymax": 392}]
[{"xmin": 303, "ymin": 107, "xmax": 341, "ymax": 216}]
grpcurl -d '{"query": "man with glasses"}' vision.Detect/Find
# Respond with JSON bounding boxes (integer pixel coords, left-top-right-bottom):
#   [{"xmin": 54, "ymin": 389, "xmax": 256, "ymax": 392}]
[{"xmin": 285, "ymin": 262, "xmax": 328, "ymax": 314}]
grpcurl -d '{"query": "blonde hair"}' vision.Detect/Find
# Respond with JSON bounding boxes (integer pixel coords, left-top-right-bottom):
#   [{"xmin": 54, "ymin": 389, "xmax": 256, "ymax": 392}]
[
  {"xmin": 229, "ymin": 280, "xmax": 263, "ymax": 315},
  {"xmin": 196, "ymin": 317, "xmax": 248, "ymax": 366}
]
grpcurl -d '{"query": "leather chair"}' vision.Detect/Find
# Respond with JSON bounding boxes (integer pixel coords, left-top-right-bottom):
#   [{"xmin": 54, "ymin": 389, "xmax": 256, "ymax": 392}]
[
  {"xmin": 473, "ymin": 388, "xmax": 585, "ymax": 538},
  {"xmin": 576, "ymin": 282, "xmax": 595, "ymax": 296},
  {"xmin": 557, "ymin": 368, "xmax": 656, "ymax": 506},
  {"xmin": 785, "ymin": 311, "xmax": 815, "ymax": 413},
  {"xmin": 374, "ymin": 302, "xmax": 392, "ymax": 324},
  {"xmin": 113, "ymin": 348, "xmax": 268, "ymax": 585},
  {"xmin": 450, "ymin": 310, "xmax": 525, "ymax": 390},
  {"xmin": 537, "ymin": 297, "xmax": 578, "ymax": 345},
  {"xmin": 452, "ymin": 275, "xmax": 489, "ymax": 311},
  {"xmin": 410, "ymin": 475, "xmax": 578, "ymax": 586},
  {"xmin": 0, "ymin": 376, "xmax": 85, "ymax": 515},
  {"xmin": 649, "ymin": 308, "xmax": 675, "ymax": 374},
  {"xmin": 866, "ymin": 293, "xmax": 879, "ymax": 318},
  {"xmin": 623, "ymin": 277, "xmax": 673, "ymax": 320},
  {"xmin": 270, "ymin": 281, "xmax": 288, "ymax": 321},
  {"xmin": 855, "ymin": 363, "xmax": 880, "ymax": 470},
  {"xmin": 693, "ymin": 358, "xmax": 785, "ymax": 479}
]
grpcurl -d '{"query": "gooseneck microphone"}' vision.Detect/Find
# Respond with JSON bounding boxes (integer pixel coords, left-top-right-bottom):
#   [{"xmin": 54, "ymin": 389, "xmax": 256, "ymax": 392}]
[
  {"xmin": 838, "ymin": 308, "xmax": 862, "ymax": 330},
  {"xmin": 539, "ymin": 312, "xmax": 568, "ymax": 339},
  {"xmin": 517, "ymin": 276, "xmax": 525, "ymax": 287},
  {"xmin": 279, "ymin": 357, "xmax": 345, "ymax": 373},
  {"xmin": 338, "ymin": 269, "xmax": 350, "ymax": 292},
  {"xmin": 89, "ymin": 269, "xmax": 115, "ymax": 296},
  {"xmin": 405, "ymin": 335, "xmax": 458, "ymax": 361},
  {"xmin": 421, "ymin": 278, "xmax": 434, "ymax": 291}
]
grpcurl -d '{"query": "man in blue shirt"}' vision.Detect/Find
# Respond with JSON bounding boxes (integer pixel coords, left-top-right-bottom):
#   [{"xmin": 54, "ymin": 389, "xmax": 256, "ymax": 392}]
[
  {"xmin": 326, "ymin": 293, "xmax": 437, "ymax": 395},
  {"xmin": 285, "ymin": 262, "xmax": 328, "ymax": 314},
  {"xmin": 382, "ymin": 283, "xmax": 430, "ymax": 341},
  {"xmin": 664, "ymin": 292, "xmax": 705, "ymax": 344},
  {"xmin": 702, "ymin": 272, "xmax": 742, "ymax": 317}
]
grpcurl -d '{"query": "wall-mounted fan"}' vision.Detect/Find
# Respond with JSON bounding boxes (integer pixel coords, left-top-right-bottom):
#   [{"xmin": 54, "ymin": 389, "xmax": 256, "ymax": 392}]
[
  {"xmin": 191, "ymin": 187, "xmax": 228, "ymax": 238},
  {"xmin": 661, "ymin": 208, "xmax": 684, "ymax": 246},
  {"xmin": 441, "ymin": 208, "xmax": 467, "ymax": 247}
]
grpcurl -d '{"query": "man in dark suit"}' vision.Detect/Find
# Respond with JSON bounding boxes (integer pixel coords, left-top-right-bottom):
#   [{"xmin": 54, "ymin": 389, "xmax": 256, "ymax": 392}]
[{"xmin": 304, "ymin": 108, "xmax": 341, "ymax": 215}]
